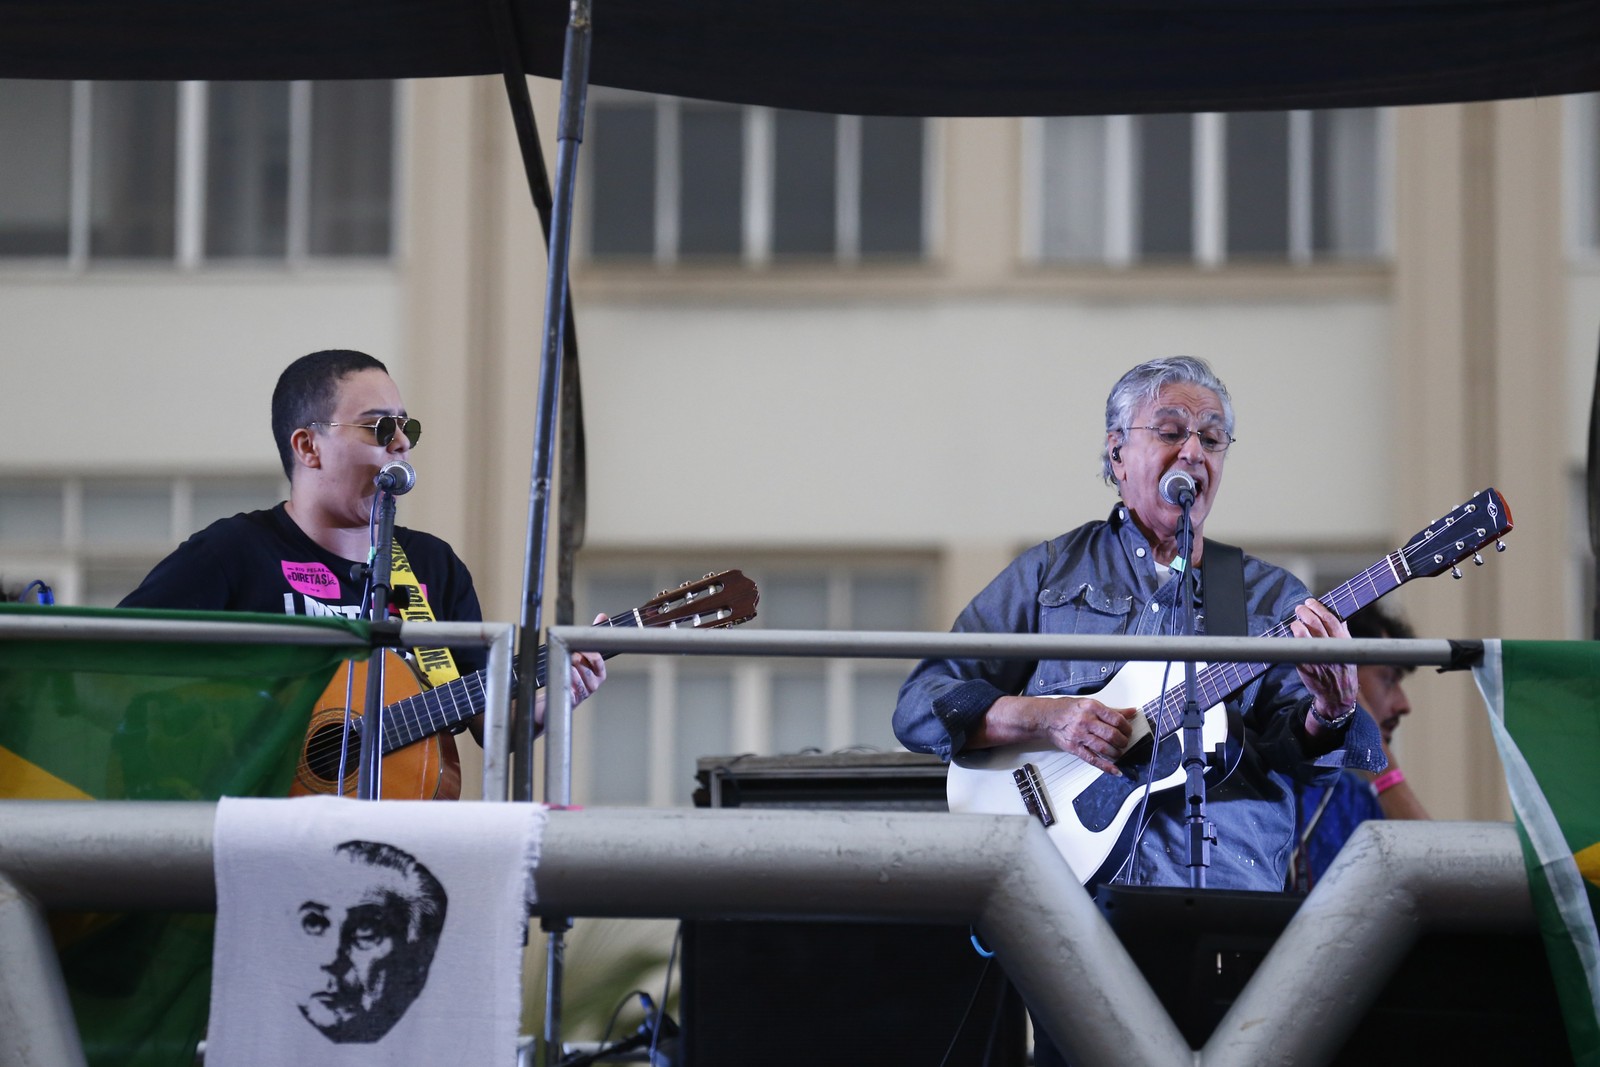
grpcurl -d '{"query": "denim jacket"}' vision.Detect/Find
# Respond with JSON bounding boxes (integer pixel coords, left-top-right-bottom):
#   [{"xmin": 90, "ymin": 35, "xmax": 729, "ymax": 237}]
[{"xmin": 894, "ymin": 505, "xmax": 1385, "ymax": 891}]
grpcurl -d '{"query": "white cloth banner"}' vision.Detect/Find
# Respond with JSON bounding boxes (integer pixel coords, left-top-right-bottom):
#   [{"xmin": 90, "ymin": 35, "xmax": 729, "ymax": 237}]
[{"xmin": 207, "ymin": 796, "xmax": 546, "ymax": 1067}]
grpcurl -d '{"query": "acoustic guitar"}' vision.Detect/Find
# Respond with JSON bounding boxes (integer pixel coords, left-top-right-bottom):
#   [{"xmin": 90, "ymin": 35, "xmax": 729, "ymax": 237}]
[
  {"xmin": 292, "ymin": 570, "xmax": 760, "ymax": 800},
  {"xmin": 945, "ymin": 488, "xmax": 1512, "ymax": 885}
]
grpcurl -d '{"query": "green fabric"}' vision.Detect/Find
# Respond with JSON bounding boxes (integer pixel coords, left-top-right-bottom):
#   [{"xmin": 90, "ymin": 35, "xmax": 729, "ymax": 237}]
[
  {"xmin": 1475, "ymin": 639, "xmax": 1600, "ymax": 1066},
  {"xmin": 0, "ymin": 603, "xmax": 368, "ymax": 1067}
]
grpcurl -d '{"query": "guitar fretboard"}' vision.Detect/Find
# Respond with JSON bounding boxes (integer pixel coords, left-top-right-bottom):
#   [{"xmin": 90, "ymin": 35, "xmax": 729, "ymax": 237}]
[{"xmin": 1143, "ymin": 550, "xmax": 1408, "ymax": 739}]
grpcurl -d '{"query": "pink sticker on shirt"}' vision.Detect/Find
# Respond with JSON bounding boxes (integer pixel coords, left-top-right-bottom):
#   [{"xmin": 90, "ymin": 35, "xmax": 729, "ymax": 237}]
[{"xmin": 282, "ymin": 561, "xmax": 340, "ymax": 598}]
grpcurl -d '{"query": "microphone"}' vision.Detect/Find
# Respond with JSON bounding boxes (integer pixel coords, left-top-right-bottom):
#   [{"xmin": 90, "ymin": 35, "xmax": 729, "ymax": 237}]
[
  {"xmin": 1159, "ymin": 468, "xmax": 1196, "ymax": 506},
  {"xmin": 374, "ymin": 460, "xmax": 416, "ymax": 495}
]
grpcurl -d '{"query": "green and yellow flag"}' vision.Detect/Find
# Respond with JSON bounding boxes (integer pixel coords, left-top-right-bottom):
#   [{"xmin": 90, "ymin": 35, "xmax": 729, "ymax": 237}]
[
  {"xmin": 0, "ymin": 603, "xmax": 365, "ymax": 1066},
  {"xmin": 1475, "ymin": 639, "xmax": 1600, "ymax": 1066}
]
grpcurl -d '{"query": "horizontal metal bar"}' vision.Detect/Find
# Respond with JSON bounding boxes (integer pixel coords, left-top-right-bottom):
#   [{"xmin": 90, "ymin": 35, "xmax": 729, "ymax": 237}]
[
  {"xmin": 547, "ymin": 625, "xmax": 1480, "ymax": 667},
  {"xmin": 0, "ymin": 615, "xmax": 503, "ymax": 650}
]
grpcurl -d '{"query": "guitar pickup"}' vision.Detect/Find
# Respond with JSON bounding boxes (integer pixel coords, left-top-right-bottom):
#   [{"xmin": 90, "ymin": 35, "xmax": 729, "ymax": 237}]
[{"xmin": 1013, "ymin": 764, "xmax": 1056, "ymax": 828}]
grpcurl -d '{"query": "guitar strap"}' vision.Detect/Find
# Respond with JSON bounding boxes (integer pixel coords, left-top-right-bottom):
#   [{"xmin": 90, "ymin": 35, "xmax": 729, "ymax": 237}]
[
  {"xmin": 1202, "ymin": 539, "xmax": 1247, "ymax": 637},
  {"xmin": 388, "ymin": 541, "xmax": 462, "ymax": 689}
]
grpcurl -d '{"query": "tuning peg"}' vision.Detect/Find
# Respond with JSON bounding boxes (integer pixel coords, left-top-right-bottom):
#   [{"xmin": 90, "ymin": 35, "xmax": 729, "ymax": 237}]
[
  {"xmin": 1451, "ymin": 565, "xmax": 1463, "ymax": 579},
  {"xmin": 1495, "ymin": 540, "xmax": 1507, "ymax": 552},
  {"xmin": 1473, "ymin": 553, "xmax": 1485, "ymax": 566}
]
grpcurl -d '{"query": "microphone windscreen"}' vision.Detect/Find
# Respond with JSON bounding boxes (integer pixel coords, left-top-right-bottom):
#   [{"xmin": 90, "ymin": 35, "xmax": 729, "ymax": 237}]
[
  {"xmin": 376, "ymin": 460, "xmax": 416, "ymax": 495},
  {"xmin": 1159, "ymin": 469, "xmax": 1196, "ymax": 506}
]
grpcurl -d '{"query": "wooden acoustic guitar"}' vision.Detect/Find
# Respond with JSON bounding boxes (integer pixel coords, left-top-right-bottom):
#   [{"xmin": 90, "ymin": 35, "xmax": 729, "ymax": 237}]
[{"xmin": 292, "ymin": 570, "xmax": 760, "ymax": 800}]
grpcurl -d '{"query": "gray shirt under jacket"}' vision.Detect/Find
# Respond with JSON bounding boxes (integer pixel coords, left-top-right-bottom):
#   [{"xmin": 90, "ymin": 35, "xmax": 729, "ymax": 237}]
[{"xmin": 894, "ymin": 504, "xmax": 1385, "ymax": 892}]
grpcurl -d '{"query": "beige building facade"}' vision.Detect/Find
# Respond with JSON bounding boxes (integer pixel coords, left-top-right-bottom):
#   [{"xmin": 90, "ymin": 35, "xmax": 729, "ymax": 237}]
[{"xmin": 2, "ymin": 77, "xmax": 1598, "ymax": 822}]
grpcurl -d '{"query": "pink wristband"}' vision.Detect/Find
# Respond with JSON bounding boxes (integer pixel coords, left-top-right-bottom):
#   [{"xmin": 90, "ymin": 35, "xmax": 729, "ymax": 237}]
[{"xmin": 1372, "ymin": 768, "xmax": 1406, "ymax": 795}]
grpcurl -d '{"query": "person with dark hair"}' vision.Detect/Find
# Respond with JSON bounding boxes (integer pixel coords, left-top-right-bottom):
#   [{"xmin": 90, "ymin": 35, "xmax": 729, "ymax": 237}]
[
  {"xmin": 1287, "ymin": 602, "xmax": 1429, "ymax": 891},
  {"xmin": 894, "ymin": 356, "xmax": 1383, "ymax": 1065},
  {"xmin": 120, "ymin": 348, "xmax": 605, "ymax": 741},
  {"xmin": 295, "ymin": 839, "xmax": 449, "ymax": 1043}
]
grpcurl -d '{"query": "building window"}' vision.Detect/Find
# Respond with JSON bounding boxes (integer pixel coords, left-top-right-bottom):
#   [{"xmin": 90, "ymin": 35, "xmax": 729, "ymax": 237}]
[
  {"xmin": 585, "ymin": 91, "xmax": 928, "ymax": 265},
  {"xmin": 571, "ymin": 558, "xmax": 931, "ymax": 807},
  {"xmin": 0, "ymin": 474, "xmax": 286, "ymax": 606},
  {"xmin": 1027, "ymin": 109, "xmax": 1388, "ymax": 266},
  {"xmin": 0, "ymin": 79, "xmax": 396, "ymax": 267}
]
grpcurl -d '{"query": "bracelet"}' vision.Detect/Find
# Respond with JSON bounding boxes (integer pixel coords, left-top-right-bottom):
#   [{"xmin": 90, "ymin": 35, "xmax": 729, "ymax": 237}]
[
  {"xmin": 1372, "ymin": 768, "xmax": 1406, "ymax": 795},
  {"xmin": 1309, "ymin": 701, "xmax": 1358, "ymax": 730}
]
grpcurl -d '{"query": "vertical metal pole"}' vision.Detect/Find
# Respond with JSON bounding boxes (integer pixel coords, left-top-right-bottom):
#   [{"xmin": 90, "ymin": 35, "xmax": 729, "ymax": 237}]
[
  {"xmin": 542, "ymin": 632, "xmax": 576, "ymax": 1064},
  {"xmin": 511, "ymin": 4, "xmax": 593, "ymax": 1063},
  {"xmin": 513, "ymin": 0, "xmax": 593, "ymax": 804},
  {"xmin": 356, "ymin": 491, "xmax": 399, "ymax": 800}
]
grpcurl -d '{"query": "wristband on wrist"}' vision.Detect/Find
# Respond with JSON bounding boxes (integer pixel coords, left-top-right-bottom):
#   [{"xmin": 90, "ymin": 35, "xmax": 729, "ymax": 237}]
[
  {"xmin": 1372, "ymin": 768, "xmax": 1406, "ymax": 795},
  {"xmin": 1309, "ymin": 701, "xmax": 1358, "ymax": 730}
]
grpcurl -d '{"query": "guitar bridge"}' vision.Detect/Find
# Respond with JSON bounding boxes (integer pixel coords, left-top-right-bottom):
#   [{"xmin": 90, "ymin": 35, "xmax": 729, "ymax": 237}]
[{"xmin": 1013, "ymin": 764, "xmax": 1056, "ymax": 828}]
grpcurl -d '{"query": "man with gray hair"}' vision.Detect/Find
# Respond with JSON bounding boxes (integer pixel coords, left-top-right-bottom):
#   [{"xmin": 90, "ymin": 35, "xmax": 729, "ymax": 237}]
[{"xmin": 896, "ymin": 355, "xmax": 1383, "ymax": 889}]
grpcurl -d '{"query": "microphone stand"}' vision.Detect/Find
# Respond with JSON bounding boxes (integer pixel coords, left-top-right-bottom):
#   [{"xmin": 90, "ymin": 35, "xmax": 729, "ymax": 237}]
[
  {"xmin": 355, "ymin": 488, "xmax": 399, "ymax": 801},
  {"xmin": 1175, "ymin": 497, "xmax": 1214, "ymax": 888}
]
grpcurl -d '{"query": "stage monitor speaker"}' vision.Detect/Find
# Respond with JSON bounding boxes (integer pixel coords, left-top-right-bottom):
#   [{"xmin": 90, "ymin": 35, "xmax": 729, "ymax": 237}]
[
  {"xmin": 685, "ymin": 751, "xmax": 1023, "ymax": 1066},
  {"xmin": 681, "ymin": 919, "xmax": 1024, "ymax": 1067},
  {"xmin": 1095, "ymin": 884, "xmax": 1570, "ymax": 1062},
  {"xmin": 693, "ymin": 751, "xmax": 949, "ymax": 811}
]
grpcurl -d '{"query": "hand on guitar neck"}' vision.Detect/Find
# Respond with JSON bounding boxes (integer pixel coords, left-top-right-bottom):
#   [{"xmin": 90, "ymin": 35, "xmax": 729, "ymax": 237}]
[{"xmin": 490, "ymin": 613, "xmax": 608, "ymax": 746}]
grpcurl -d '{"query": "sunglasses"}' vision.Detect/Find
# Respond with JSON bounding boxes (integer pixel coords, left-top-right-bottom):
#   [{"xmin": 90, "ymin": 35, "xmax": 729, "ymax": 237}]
[{"xmin": 312, "ymin": 416, "xmax": 422, "ymax": 449}]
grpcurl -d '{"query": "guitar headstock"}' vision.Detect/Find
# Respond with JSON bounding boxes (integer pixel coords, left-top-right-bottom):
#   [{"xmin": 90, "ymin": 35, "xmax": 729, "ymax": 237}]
[
  {"xmin": 1400, "ymin": 488, "xmax": 1513, "ymax": 579},
  {"xmin": 638, "ymin": 570, "xmax": 760, "ymax": 630}
]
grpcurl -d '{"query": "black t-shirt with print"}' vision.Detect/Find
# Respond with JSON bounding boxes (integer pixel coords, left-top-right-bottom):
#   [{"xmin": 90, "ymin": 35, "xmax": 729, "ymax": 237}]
[{"xmin": 119, "ymin": 503, "xmax": 487, "ymax": 674}]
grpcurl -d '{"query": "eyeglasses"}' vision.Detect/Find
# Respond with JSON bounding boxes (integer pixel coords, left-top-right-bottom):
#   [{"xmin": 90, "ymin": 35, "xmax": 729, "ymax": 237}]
[
  {"xmin": 312, "ymin": 416, "xmax": 422, "ymax": 449},
  {"xmin": 1127, "ymin": 424, "xmax": 1235, "ymax": 454}
]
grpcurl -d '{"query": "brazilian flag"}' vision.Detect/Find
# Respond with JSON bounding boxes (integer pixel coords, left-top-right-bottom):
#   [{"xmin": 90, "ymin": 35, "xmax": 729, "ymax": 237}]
[
  {"xmin": 1475, "ymin": 640, "xmax": 1600, "ymax": 1066},
  {"xmin": 0, "ymin": 603, "xmax": 365, "ymax": 1066}
]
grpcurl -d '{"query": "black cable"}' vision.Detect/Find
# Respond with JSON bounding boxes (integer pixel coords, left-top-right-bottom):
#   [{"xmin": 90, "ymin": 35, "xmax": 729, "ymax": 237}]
[
  {"xmin": 935, "ymin": 955, "xmax": 999, "ymax": 1067},
  {"xmin": 649, "ymin": 923, "xmax": 683, "ymax": 1065},
  {"xmin": 598, "ymin": 988, "xmax": 651, "ymax": 1050}
]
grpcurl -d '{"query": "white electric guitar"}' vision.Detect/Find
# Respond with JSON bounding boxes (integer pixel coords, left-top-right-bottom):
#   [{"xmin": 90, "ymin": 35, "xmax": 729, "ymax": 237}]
[{"xmin": 945, "ymin": 488, "xmax": 1513, "ymax": 885}]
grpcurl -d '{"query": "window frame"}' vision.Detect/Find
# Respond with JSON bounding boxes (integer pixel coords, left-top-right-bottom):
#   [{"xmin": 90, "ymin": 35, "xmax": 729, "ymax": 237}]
[
  {"xmin": 0, "ymin": 79, "xmax": 402, "ymax": 271},
  {"xmin": 569, "ymin": 554, "xmax": 935, "ymax": 807},
  {"xmin": 1021, "ymin": 109, "xmax": 1394, "ymax": 268},
  {"xmin": 580, "ymin": 89, "xmax": 937, "ymax": 268}
]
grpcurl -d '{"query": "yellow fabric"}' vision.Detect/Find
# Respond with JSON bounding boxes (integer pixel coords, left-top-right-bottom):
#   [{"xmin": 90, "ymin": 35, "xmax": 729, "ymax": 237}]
[
  {"xmin": 388, "ymin": 540, "xmax": 461, "ymax": 689},
  {"xmin": 1577, "ymin": 840, "xmax": 1600, "ymax": 892},
  {"xmin": 0, "ymin": 744, "xmax": 93, "ymax": 799}
]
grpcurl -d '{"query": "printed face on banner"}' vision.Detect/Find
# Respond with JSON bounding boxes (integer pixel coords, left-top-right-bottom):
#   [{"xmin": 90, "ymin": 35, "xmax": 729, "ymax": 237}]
[{"xmin": 293, "ymin": 840, "xmax": 449, "ymax": 1043}]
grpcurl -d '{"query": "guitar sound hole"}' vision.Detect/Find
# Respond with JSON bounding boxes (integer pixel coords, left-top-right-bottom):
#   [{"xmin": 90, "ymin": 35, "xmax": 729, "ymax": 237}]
[{"xmin": 305, "ymin": 722, "xmax": 361, "ymax": 783}]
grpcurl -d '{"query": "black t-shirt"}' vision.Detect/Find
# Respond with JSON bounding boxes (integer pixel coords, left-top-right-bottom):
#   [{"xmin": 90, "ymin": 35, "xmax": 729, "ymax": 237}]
[{"xmin": 119, "ymin": 503, "xmax": 487, "ymax": 674}]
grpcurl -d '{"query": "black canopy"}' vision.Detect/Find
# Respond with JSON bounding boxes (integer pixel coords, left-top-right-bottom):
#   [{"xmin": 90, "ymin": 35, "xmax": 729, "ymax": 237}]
[{"xmin": 4, "ymin": 0, "xmax": 1599, "ymax": 115}]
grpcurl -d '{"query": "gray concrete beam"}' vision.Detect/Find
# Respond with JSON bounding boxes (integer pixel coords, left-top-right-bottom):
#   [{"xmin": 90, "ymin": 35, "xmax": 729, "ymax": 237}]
[{"xmin": 0, "ymin": 803, "xmax": 1533, "ymax": 1067}]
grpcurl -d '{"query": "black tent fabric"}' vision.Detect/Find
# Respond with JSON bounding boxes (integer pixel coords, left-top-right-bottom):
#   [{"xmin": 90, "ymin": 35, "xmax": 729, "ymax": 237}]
[{"xmin": 3, "ymin": 0, "xmax": 1598, "ymax": 115}]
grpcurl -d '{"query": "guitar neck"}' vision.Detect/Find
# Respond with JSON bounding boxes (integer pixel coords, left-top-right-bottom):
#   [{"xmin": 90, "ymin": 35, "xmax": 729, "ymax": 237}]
[
  {"xmin": 375, "ymin": 612, "xmax": 649, "ymax": 756},
  {"xmin": 1143, "ymin": 550, "xmax": 1408, "ymax": 739}
]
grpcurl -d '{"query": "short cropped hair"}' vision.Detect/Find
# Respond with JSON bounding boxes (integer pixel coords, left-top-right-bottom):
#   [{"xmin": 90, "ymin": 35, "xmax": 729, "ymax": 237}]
[
  {"xmin": 1100, "ymin": 356, "xmax": 1235, "ymax": 485},
  {"xmin": 271, "ymin": 350, "xmax": 388, "ymax": 479},
  {"xmin": 1344, "ymin": 602, "xmax": 1417, "ymax": 677}
]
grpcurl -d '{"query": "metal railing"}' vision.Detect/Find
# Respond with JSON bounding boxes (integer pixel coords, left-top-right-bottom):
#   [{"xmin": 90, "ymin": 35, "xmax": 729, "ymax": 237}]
[{"xmin": 0, "ymin": 618, "xmax": 1517, "ymax": 1067}]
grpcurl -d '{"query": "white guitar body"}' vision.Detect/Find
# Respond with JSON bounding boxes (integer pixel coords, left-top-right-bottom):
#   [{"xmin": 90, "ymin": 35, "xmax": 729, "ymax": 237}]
[{"xmin": 946, "ymin": 659, "xmax": 1233, "ymax": 885}]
